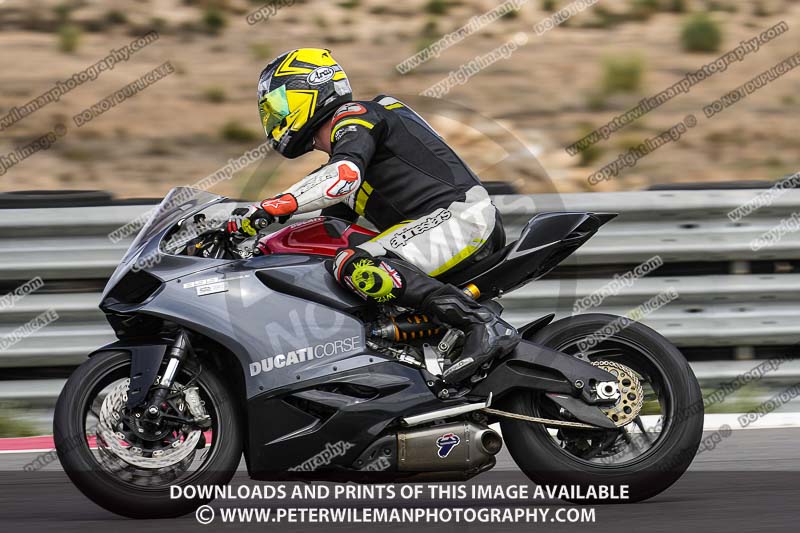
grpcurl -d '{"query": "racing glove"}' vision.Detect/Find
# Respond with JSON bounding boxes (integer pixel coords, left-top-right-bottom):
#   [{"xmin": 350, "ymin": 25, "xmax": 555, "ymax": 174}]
[{"xmin": 225, "ymin": 193, "xmax": 298, "ymax": 236}]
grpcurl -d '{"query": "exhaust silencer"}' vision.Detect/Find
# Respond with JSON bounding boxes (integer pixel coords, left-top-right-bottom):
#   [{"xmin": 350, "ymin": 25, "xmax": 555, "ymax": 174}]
[{"xmin": 397, "ymin": 421, "xmax": 502, "ymax": 472}]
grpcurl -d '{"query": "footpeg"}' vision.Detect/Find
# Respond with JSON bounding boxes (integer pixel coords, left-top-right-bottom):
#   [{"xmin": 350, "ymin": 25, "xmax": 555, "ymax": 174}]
[{"xmin": 423, "ymin": 343, "xmax": 444, "ymax": 377}]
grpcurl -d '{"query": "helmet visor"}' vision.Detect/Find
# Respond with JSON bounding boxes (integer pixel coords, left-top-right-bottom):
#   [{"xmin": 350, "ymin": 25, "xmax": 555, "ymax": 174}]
[{"xmin": 258, "ymin": 85, "xmax": 290, "ymax": 139}]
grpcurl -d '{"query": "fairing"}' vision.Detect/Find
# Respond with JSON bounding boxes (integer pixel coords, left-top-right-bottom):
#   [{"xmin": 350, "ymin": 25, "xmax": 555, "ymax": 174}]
[{"xmin": 96, "ymin": 187, "xmax": 619, "ymax": 476}]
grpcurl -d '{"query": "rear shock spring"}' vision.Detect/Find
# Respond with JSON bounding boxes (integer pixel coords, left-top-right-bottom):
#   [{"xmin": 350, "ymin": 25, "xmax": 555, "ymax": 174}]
[{"xmin": 370, "ymin": 314, "xmax": 441, "ymax": 342}]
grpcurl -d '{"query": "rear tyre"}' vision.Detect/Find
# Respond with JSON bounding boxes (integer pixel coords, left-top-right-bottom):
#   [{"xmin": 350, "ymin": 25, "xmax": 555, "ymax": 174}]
[
  {"xmin": 54, "ymin": 350, "xmax": 243, "ymax": 518},
  {"xmin": 501, "ymin": 314, "xmax": 703, "ymax": 503}
]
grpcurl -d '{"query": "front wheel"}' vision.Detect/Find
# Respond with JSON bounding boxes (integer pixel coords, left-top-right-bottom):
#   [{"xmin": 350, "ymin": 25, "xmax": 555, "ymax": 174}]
[
  {"xmin": 54, "ymin": 350, "xmax": 243, "ymax": 518},
  {"xmin": 500, "ymin": 313, "xmax": 703, "ymax": 503}
]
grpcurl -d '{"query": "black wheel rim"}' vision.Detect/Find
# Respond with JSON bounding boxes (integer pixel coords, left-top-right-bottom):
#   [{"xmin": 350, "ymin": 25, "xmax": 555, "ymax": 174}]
[
  {"xmin": 530, "ymin": 333, "xmax": 676, "ymax": 469},
  {"xmin": 78, "ymin": 357, "xmax": 224, "ymax": 491}
]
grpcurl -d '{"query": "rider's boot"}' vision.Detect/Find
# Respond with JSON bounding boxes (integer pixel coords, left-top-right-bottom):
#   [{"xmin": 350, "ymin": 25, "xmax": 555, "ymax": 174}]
[
  {"xmin": 421, "ymin": 284, "xmax": 520, "ymax": 384},
  {"xmin": 328, "ymin": 251, "xmax": 520, "ymax": 383}
]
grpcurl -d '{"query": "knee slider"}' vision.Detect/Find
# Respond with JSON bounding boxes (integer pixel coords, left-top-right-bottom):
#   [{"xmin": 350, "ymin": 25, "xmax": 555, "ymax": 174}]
[{"xmin": 331, "ymin": 248, "xmax": 404, "ymax": 303}]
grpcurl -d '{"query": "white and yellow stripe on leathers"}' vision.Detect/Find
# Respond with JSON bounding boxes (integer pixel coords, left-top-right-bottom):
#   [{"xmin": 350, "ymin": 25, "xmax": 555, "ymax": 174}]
[{"xmin": 357, "ymin": 186, "xmax": 497, "ymax": 277}]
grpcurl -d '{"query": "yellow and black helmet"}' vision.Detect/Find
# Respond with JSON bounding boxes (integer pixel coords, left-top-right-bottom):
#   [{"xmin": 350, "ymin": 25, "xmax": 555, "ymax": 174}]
[{"xmin": 257, "ymin": 48, "xmax": 352, "ymax": 158}]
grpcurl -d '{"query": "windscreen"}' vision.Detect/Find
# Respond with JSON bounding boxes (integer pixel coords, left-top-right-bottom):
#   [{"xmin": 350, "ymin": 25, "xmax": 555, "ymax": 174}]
[{"xmin": 120, "ymin": 187, "xmax": 225, "ymax": 264}]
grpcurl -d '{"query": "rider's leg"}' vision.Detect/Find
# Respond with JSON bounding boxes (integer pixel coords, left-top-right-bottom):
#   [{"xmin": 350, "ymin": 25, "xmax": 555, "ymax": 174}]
[
  {"xmin": 327, "ymin": 247, "xmax": 520, "ymax": 383},
  {"xmin": 328, "ymin": 188, "xmax": 520, "ymax": 383},
  {"xmin": 421, "ymin": 284, "xmax": 520, "ymax": 383}
]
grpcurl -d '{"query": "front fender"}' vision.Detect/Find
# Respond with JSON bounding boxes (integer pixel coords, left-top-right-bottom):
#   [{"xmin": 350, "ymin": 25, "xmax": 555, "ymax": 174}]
[{"xmin": 89, "ymin": 340, "xmax": 169, "ymax": 408}]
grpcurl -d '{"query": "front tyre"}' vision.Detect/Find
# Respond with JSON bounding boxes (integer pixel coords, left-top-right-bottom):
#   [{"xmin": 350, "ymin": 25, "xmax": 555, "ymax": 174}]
[
  {"xmin": 501, "ymin": 314, "xmax": 703, "ymax": 503},
  {"xmin": 54, "ymin": 350, "xmax": 243, "ymax": 518}
]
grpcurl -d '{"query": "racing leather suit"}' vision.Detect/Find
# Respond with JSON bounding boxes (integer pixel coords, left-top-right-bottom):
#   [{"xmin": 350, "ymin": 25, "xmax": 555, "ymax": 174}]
[{"xmin": 254, "ymin": 95, "xmax": 520, "ymax": 383}]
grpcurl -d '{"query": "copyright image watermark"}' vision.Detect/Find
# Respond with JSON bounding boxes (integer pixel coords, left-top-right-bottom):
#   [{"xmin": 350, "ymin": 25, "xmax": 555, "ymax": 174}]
[
  {"xmin": 288, "ymin": 440, "xmax": 355, "ymax": 472},
  {"xmin": 739, "ymin": 383, "xmax": 800, "ymax": 428},
  {"xmin": 22, "ymin": 423, "xmax": 98, "ymax": 472},
  {"xmin": 246, "ymin": 0, "xmax": 296, "ymax": 25},
  {"xmin": 419, "ymin": 0, "xmax": 601, "ymax": 98},
  {"xmin": 572, "ymin": 255, "xmax": 663, "ymax": 313},
  {"xmin": 130, "ymin": 214, "xmax": 229, "ymax": 272},
  {"xmin": 0, "ymin": 276, "xmax": 44, "ymax": 311},
  {"xmin": 420, "ymin": 35, "xmax": 527, "ymax": 99},
  {"xmin": 73, "ymin": 62, "xmax": 176, "ymax": 127},
  {"xmin": 576, "ymin": 287, "xmax": 679, "ymax": 352},
  {"xmin": 566, "ymin": 20, "xmax": 789, "ymax": 155},
  {"xmin": 0, "ymin": 124, "xmax": 67, "ymax": 177},
  {"xmin": 703, "ymin": 49, "xmax": 800, "ymax": 119},
  {"xmin": 181, "ymin": 482, "xmax": 610, "ymax": 525},
  {"xmin": 727, "ymin": 172, "xmax": 800, "ymax": 222},
  {"xmin": 0, "ymin": 32, "xmax": 160, "ymax": 132},
  {"xmin": 108, "ymin": 141, "xmax": 274, "ymax": 244},
  {"xmin": 602, "ymin": 355, "xmax": 793, "ymax": 465},
  {"xmin": 749, "ymin": 211, "xmax": 800, "ymax": 251},
  {"xmin": 0, "ymin": 309, "xmax": 60, "ymax": 353},
  {"xmin": 587, "ymin": 115, "xmax": 696, "ymax": 185},
  {"xmin": 533, "ymin": 0, "xmax": 600, "ymax": 36},
  {"xmin": 397, "ymin": 0, "xmax": 529, "ymax": 74}
]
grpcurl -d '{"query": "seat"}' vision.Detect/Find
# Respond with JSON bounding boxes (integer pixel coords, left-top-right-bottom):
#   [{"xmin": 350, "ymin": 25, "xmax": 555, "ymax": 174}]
[{"xmin": 436, "ymin": 241, "xmax": 515, "ymax": 287}]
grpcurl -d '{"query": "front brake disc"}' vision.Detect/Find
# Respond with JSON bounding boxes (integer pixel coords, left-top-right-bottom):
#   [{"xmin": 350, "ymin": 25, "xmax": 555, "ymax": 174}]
[{"xmin": 97, "ymin": 379, "xmax": 201, "ymax": 469}]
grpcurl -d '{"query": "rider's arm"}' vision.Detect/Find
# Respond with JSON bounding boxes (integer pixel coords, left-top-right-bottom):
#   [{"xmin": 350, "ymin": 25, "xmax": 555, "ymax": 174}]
[
  {"xmin": 320, "ymin": 203, "xmax": 359, "ymax": 223},
  {"xmin": 258, "ymin": 103, "xmax": 384, "ymax": 218}
]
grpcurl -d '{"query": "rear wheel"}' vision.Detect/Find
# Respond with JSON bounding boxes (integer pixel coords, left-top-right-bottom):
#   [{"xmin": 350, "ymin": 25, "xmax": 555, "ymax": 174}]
[
  {"xmin": 500, "ymin": 314, "xmax": 703, "ymax": 502},
  {"xmin": 54, "ymin": 350, "xmax": 243, "ymax": 518}
]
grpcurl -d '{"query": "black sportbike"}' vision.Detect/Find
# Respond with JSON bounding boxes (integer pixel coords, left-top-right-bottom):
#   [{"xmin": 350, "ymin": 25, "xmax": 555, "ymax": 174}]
[{"xmin": 54, "ymin": 187, "xmax": 703, "ymax": 518}]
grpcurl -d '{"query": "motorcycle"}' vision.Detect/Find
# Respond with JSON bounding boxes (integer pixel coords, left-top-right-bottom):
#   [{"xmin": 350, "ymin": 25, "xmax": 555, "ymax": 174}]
[{"xmin": 54, "ymin": 187, "xmax": 704, "ymax": 518}]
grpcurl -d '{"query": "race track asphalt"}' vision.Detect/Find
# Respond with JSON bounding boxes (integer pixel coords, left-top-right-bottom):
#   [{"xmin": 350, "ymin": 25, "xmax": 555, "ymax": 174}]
[{"xmin": 1, "ymin": 429, "xmax": 798, "ymax": 533}]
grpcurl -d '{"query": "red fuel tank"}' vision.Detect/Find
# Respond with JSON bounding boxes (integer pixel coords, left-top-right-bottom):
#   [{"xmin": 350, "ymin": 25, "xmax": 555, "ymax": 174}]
[{"xmin": 256, "ymin": 217, "xmax": 377, "ymax": 257}]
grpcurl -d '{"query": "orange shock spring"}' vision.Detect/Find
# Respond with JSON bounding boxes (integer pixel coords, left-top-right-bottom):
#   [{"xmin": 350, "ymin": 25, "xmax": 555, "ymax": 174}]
[{"xmin": 383, "ymin": 314, "xmax": 441, "ymax": 342}]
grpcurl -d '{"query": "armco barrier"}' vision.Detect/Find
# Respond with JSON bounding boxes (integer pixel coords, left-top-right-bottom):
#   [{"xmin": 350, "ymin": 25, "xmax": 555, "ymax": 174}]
[{"xmin": 1, "ymin": 189, "xmax": 799, "ymax": 404}]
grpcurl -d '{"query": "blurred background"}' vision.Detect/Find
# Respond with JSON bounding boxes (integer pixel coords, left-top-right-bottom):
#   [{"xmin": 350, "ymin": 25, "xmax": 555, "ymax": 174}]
[
  {"xmin": 0, "ymin": 0, "xmax": 799, "ymax": 199},
  {"xmin": 1, "ymin": 0, "xmax": 800, "ymax": 436}
]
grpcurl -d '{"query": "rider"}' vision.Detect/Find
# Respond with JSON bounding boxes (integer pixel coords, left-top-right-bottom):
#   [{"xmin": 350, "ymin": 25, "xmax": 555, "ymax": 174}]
[{"xmin": 227, "ymin": 48, "xmax": 520, "ymax": 384}]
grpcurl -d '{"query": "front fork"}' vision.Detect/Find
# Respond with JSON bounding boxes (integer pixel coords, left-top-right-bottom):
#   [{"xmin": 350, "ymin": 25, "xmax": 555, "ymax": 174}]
[{"xmin": 143, "ymin": 330, "xmax": 211, "ymax": 429}]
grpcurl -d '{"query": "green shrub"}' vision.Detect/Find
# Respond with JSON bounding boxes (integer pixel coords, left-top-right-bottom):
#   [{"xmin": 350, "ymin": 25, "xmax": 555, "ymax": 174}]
[
  {"xmin": 313, "ymin": 15, "xmax": 328, "ymax": 28},
  {"xmin": 57, "ymin": 24, "xmax": 82, "ymax": 53},
  {"xmin": 586, "ymin": 92, "xmax": 608, "ymax": 111},
  {"xmin": 221, "ymin": 121, "xmax": 259, "ymax": 143},
  {"xmin": 421, "ymin": 18, "xmax": 439, "ymax": 38},
  {"xmin": 629, "ymin": 0, "xmax": 660, "ymax": 20},
  {"xmin": 105, "ymin": 10, "xmax": 128, "ymax": 25},
  {"xmin": 501, "ymin": 9, "xmax": 519, "ymax": 20},
  {"xmin": 425, "ymin": 0, "xmax": 448, "ymax": 15},
  {"xmin": 667, "ymin": 0, "xmax": 687, "ymax": 12},
  {"xmin": 681, "ymin": 13, "xmax": 722, "ymax": 52},
  {"xmin": 250, "ymin": 42, "xmax": 272, "ymax": 60},
  {"xmin": 706, "ymin": 0, "xmax": 738, "ymax": 13},
  {"xmin": 752, "ymin": 1, "xmax": 769, "ymax": 17},
  {"xmin": 617, "ymin": 136, "xmax": 644, "ymax": 151},
  {"xmin": 149, "ymin": 17, "xmax": 167, "ymax": 32},
  {"xmin": 582, "ymin": 6, "xmax": 622, "ymax": 29},
  {"xmin": 203, "ymin": 7, "xmax": 227, "ymax": 35},
  {"xmin": 338, "ymin": 0, "xmax": 360, "ymax": 8},
  {"xmin": 578, "ymin": 140, "xmax": 603, "ymax": 166},
  {"xmin": 541, "ymin": 0, "xmax": 557, "ymax": 11},
  {"xmin": 203, "ymin": 87, "xmax": 227, "ymax": 103},
  {"xmin": 602, "ymin": 55, "xmax": 644, "ymax": 94},
  {"xmin": 54, "ymin": 3, "xmax": 72, "ymax": 24}
]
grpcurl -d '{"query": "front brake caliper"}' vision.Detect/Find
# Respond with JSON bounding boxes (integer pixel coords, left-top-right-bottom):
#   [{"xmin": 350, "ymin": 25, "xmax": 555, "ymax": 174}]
[{"xmin": 183, "ymin": 386, "xmax": 211, "ymax": 428}]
